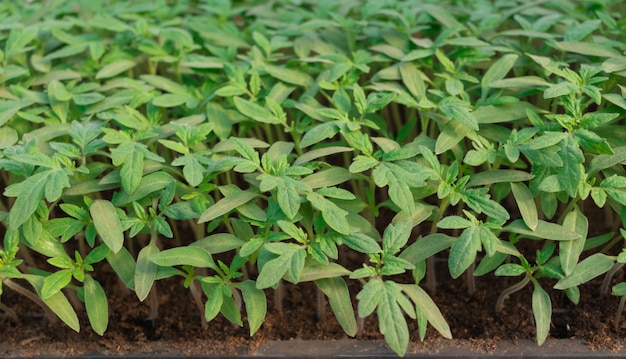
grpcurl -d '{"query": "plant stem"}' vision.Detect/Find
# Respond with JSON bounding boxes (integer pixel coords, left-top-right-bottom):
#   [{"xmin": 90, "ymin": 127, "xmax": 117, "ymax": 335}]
[
  {"xmin": 148, "ymin": 284, "xmax": 159, "ymax": 320},
  {"xmin": 601, "ymin": 262, "xmax": 624, "ymax": 296},
  {"xmin": 0, "ymin": 301, "xmax": 19, "ymax": 323},
  {"xmin": 189, "ymin": 280, "xmax": 207, "ymax": 329},
  {"xmin": 466, "ymin": 261, "xmax": 476, "ymax": 296},
  {"xmin": 426, "ymin": 197, "xmax": 449, "ymax": 293},
  {"xmin": 274, "ymin": 279, "xmax": 284, "ymax": 314},
  {"xmin": 616, "ymin": 296, "xmax": 626, "ymax": 330},
  {"xmin": 316, "ymin": 286, "xmax": 326, "ymax": 320},
  {"xmin": 4, "ymin": 279, "xmax": 57, "ymax": 324},
  {"xmin": 495, "ymin": 276, "xmax": 530, "ymax": 313}
]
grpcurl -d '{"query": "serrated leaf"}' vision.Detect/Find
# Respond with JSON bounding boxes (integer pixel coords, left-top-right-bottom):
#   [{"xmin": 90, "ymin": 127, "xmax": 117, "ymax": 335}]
[
  {"xmin": 315, "ymin": 277, "xmax": 357, "ymax": 337},
  {"xmin": 448, "ymin": 227, "xmax": 481, "ymax": 279},
  {"xmin": 237, "ymin": 280, "xmax": 267, "ymax": 335},
  {"xmin": 400, "ymin": 284, "xmax": 452, "ymax": 339},
  {"xmin": 378, "ymin": 281, "xmax": 409, "ymax": 356}
]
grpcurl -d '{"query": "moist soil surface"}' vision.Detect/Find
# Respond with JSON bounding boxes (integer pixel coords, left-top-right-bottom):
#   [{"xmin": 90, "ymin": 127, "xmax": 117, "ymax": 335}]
[{"xmin": 2, "ymin": 253, "xmax": 626, "ymax": 357}]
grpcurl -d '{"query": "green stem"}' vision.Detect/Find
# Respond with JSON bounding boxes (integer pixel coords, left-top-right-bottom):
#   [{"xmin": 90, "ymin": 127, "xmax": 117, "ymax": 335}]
[
  {"xmin": 495, "ymin": 275, "xmax": 531, "ymax": 313},
  {"xmin": 425, "ymin": 197, "xmax": 449, "ymax": 293},
  {"xmin": 4, "ymin": 279, "xmax": 57, "ymax": 324}
]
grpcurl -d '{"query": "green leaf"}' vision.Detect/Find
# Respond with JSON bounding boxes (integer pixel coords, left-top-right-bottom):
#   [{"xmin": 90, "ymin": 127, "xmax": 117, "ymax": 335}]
[
  {"xmin": 95, "ymin": 59, "xmax": 136, "ymax": 79},
  {"xmin": 233, "ymin": 96, "xmax": 281, "ymax": 124},
  {"xmin": 7, "ymin": 171, "xmax": 48, "ymax": 229},
  {"xmin": 511, "ymin": 182, "xmax": 538, "ymax": 231},
  {"xmin": 467, "ymin": 170, "xmax": 534, "ymax": 187},
  {"xmin": 307, "ymin": 192, "xmax": 350, "ymax": 235},
  {"xmin": 299, "ymin": 262, "xmax": 351, "ymax": 282},
  {"xmin": 84, "ymin": 275, "xmax": 108, "ymax": 335},
  {"xmin": 557, "ymin": 136, "xmax": 584, "ymax": 197},
  {"xmin": 495, "ymin": 263, "xmax": 527, "ymax": 277},
  {"xmin": 399, "ymin": 62, "xmax": 425, "ymax": 99},
  {"xmin": 256, "ymin": 244, "xmax": 304, "ymax": 289},
  {"xmin": 277, "ymin": 180, "xmax": 300, "ymax": 219},
  {"xmin": 356, "ymin": 278, "xmax": 383, "ymax": 317},
  {"xmin": 559, "ymin": 207, "xmax": 588, "ymax": 276},
  {"xmin": 378, "ymin": 281, "xmax": 409, "ymax": 356},
  {"xmin": 315, "ymin": 277, "xmax": 357, "ymax": 337},
  {"xmin": 135, "ymin": 243, "xmax": 159, "ymax": 301},
  {"xmin": 204, "ymin": 285, "xmax": 224, "ymax": 322},
  {"xmin": 490, "ymin": 76, "xmax": 551, "ymax": 89},
  {"xmin": 198, "ymin": 190, "xmax": 257, "ymax": 223},
  {"xmin": 149, "ymin": 246, "xmax": 216, "ymax": 269},
  {"xmin": 612, "ymin": 282, "xmax": 626, "ymax": 296},
  {"xmin": 152, "ymin": 93, "xmax": 196, "ymax": 108},
  {"xmin": 504, "ymin": 219, "xmax": 581, "ymax": 241},
  {"xmin": 266, "ymin": 65, "xmax": 313, "ymax": 87},
  {"xmin": 400, "ymin": 284, "xmax": 452, "ymax": 339},
  {"xmin": 106, "ymin": 247, "xmax": 135, "ymax": 289},
  {"xmin": 437, "ymin": 216, "xmax": 473, "ymax": 230},
  {"xmin": 237, "ymin": 280, "xmax": 267, "ymax": 335},
  {"xmin": 555, "ymin": 41, "xmax": 619, "ymax": 57},
  {"xmin": 111, "ymin": 142, "xmax": 144, "ymax": 194},
  {"xmin": 448, "ymin": 227, "xmax": 481, "ymax": 279},
  {"xmin": 89, "ymin": 200, "xmax": 123, "ymax": 253},
  {"xmin": 532, "ymin": 281, "xmax": 551, "ymax": 345},
  {"xmin": 482, "ymin": 54, "xmax": 519, "ymax": 90},
  {"xmin": 554, "ymin": 253, "xmax": 614, "ymax": 290},
  {"xmin": 439, "ymin": 102, "xmax": 479, "ymax": 131},
  {"xmin": 25, "ymin": 275, "xmax": 80, "ymax": 332},
  {"xmin": 41, "ymin": 269, "xmax": 73, "ymax": 299},
  {"xmin": 400, "ymin": 234, "xmax": 455, "ymax": 264},
  {"xmin": 342, "ymin": 233, "xmax": 382, "ymax": 254},
  {"xmin": 48, "ymin": 80, "xmax": 73, "ymax": 102},
  {"xmin": 435, "ymin": 120, "xmax": 471, "ymax": 154}
]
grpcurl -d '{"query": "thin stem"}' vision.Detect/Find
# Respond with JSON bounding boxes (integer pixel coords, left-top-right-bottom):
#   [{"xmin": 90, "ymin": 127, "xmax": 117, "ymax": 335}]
[
  {"xmin": 147, "ymin": 284, "xmax": 159, "ymax": 320},
  {"xmin": 616, "ymin": 296, "xmax": 626, "ymax": 330},
  {"xmin": 4, "ymin": 279, "xmax": 57, "ymax": 324},
  {"xmin": 0, "ymin": 301, "xmax": 19, "ymax": 323},
  {"xmin": 274, "ymin": 279, "xmax": 284, "ymax": 314},
  {"xmin": 601, "ymin": 262, "xmax": 624, "ymax": 296},
  {"xmin": 426, "ymin": 197, "xmax": 449, "ymax": 293},
  {"xmin": 466, "ymin": 261, "xmax": 476, "ymax": 296},
  {"xmin": 495, "ymin": 276, "xmax": 531, "ymax": 313},
  {"xmin": 316, "ymin": 286, "xmax": 326, "ymax": 320},
  {"xmin": 189, "ymin": 280, "xmax": 207, "ymax": 329}
]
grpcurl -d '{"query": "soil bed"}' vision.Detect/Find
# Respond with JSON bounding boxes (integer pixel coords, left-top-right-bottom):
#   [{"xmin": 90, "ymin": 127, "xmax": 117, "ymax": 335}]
[{"xmin": 2, "ymin": 256, "xmax": 626, "ymax": 358}]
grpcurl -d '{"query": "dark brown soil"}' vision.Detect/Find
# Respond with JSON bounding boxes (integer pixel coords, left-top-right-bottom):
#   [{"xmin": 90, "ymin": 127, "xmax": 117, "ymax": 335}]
[{"xmin": 2, "ymin": 253, "xmax": 626, "ymax": 357}]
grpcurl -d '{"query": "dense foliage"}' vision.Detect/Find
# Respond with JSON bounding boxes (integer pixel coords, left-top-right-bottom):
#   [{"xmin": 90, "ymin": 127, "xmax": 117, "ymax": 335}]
[{"xmin": 2, "ymin": 0, "xmax": 626, "ymax": 355}]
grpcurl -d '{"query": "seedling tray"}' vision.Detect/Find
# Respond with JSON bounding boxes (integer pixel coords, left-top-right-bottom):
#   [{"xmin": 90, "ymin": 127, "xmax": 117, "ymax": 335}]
[{"xmin": 10, "ymin": 339, "xmax": 626, "ymax": 359}]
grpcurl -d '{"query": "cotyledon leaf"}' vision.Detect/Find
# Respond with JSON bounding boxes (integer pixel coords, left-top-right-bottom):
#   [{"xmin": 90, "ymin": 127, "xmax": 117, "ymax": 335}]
[{"xmin": 198, "ymin": 190, "xmax": 258, "ymax": 223}]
